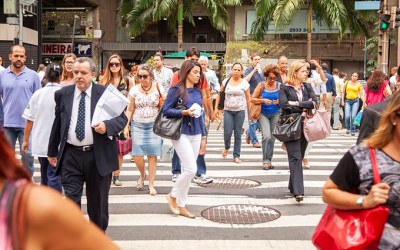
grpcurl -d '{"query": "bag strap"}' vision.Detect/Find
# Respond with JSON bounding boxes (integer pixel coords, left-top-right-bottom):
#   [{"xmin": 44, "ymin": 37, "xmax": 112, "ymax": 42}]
[
  {"xmin": 222, "ymin": 77, "xmax": 231, "ymax": 92},
  {"xmin": 369, "ymin": 147, "xmax": 382, "ymax": 184},
  {"xmin": 156, "ymin": 82, "xmax": 162, "ymax": 96},
  {"xmin": 11, "ymin": 181, "xmax": 34, "ymax": 250}
]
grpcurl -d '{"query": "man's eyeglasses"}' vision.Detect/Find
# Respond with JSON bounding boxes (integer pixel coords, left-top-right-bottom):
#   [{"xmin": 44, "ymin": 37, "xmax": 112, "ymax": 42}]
[
  {"xmin": 138, "ymin": 74, "xmax": 149, "ymax": 79},
  {"xmin": 110, "ymin": 63, "xmax": 121, "ymax": 67}
]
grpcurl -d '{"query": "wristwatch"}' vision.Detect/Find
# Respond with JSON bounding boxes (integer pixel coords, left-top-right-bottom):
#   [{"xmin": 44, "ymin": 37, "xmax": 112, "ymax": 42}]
[{"xmin": 356, "ymin": 196, "xmax": 365, "ymax": 208}]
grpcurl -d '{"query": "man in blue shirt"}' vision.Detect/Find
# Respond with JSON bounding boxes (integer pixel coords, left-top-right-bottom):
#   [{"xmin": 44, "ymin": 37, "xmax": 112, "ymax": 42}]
[
  {"xmin": 0, "ymin": 45, "xmax": 41, "ymax": 175},
  {"xmin": 244, "ymin": 53, "xmax": 265, "ymax": 148},
  {"xmin": 321, "ymin": 63, "xmax": 336, "ymax": 112}
]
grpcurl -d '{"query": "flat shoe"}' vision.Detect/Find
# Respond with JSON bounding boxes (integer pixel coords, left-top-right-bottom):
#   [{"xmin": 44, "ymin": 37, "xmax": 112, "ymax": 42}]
[
  {"xmin": 262, "ymin": 165, "xmax": 274, "ymax": 170},
  {"xmin": 179, "ymin": 211, "xmax": 196, "ymax": 219},
  {"xmin": 294, "ymin": 195, "xmax": 304, "ymax": 202},
  {"xmin": 253, "ymin": 143, "xmax": 261, "ymax": 148},
  {"xmin": 166, "ymin": 194, "xmax": 179, "ymax": 215},
  {"xmin": 234, "ymin": 157, "xmax": 242, "ymax": 164}
]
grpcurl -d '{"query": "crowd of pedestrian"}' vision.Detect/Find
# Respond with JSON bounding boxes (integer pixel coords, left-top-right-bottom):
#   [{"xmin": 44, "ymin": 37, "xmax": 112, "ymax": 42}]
[{"xmin": 1, "ymin": 43, "xmax": 399, "ymax": 248}]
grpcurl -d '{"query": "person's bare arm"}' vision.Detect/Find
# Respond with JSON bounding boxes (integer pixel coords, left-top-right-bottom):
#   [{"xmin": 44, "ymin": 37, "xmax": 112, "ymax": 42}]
[
  {"xmin": 27, "ymin": 186, "xmax": 119, "ymax": 250},
  {"xmin": 22, "ymin": 120, "xmax": 33, "ymax": 153}
]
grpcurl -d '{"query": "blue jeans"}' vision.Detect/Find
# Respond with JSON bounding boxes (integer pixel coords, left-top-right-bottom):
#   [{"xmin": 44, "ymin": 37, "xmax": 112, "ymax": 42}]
[
  {"xmin": 247, "ymin": 120, "xmax": 259, "ymax": 144},
  {"xmin": 4, "ymin": 127, "xmax": 34, "ymax": 176},
  {"xmin": 38, "ymin": 157, "xmax": 62, "ymax": 192},
  {"xmin": 345, "ymin": 98, "xmax": 359, "ymax": 133},
  {"xmin": 171, "ymin": 152, "xmax": 206, "ymax": 176},
  {"xmin": 258, "ymin": 112, "xmax": 280, "ymax": 164},
  {"xmin": 224, "ymin": 110, "xmax": 245, "ymax": 158}
]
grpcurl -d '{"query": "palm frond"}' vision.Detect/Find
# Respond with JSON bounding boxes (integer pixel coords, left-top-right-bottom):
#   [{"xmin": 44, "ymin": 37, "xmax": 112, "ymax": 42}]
[
  {"xmin": 273, "ymin": 0, "xmax": 307, "ymax": 28},
  {"xmin": 250, "ymin": 0, "xmax": 278, "ymax": 40},
  {"xmin": 118, "ymin": 0, "xmax": 137, "ymax": 18},
  {"xmin": 313, "ymin": 0, "xmax": 347, "ymax": 36}
]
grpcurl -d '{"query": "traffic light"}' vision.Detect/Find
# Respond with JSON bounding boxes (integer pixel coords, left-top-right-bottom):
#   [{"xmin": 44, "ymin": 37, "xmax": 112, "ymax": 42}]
[
  {"xmin": 394, "ymin": 8, "xmax": 400, "ymax": 28},
  {"xmin": 380, "ymin": 14, "xmax": 391, "ymax": 31}
]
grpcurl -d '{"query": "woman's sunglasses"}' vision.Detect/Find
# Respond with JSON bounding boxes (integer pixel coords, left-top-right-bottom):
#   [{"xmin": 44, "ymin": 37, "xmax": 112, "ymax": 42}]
[
  {"xmin": 110, "ymin": 63, "xmax": 121, "ymax": 67},
  {"xmin": 138, "ymin": 74, "xmax": 149, "ymax": 79}
]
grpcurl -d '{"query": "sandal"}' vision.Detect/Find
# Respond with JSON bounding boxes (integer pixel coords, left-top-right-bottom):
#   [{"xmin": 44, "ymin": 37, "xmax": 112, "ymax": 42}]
[
  {"xmin": 221, "ymin": 149, "xmax": 228, "ymax": 158},
  {"xmin": 149, "ymin": 187, "xmax": 157, "ymax": 196},
  {"xmin": 136, "ymin": 174, "xmax": 146, "ymax": 191},
  {"xmin": 233, "ymin": 157, "xmax": 242, "ymax": 164}
]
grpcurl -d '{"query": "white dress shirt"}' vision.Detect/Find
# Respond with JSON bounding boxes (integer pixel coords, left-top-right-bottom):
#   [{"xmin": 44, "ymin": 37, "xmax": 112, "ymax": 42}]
[
  {"xmin": 153, "ymin": 66, "xmax": 173, "ymax": 93},
  {"xmin": 67, "ymin": 84, "xmax": 94, "ymax": 146}
]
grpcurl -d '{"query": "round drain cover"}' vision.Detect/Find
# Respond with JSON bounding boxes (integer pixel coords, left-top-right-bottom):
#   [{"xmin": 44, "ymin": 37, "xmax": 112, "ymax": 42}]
[
  {"xmin": 197, "ymin": 178, "xmax": 261, "ymax": 189},
  {"xmin": 201, "ymin": 204, "xmax": 281, "ymax": 224}
]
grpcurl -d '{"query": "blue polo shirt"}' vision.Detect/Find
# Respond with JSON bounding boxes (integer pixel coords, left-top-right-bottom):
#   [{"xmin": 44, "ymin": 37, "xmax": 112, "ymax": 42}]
[
  {"xmin": 244, "ymin": 66, "xmax": 266, "ymax": 94},
  {"xmin": 0, "ymin": 66, "xmax": 41, "ymax": 128}
]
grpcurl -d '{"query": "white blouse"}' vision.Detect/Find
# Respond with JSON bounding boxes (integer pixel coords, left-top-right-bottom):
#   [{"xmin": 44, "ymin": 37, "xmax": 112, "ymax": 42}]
[{"xmin": 129, "ymin": 83, "xmax": 164, "ymax": 123}]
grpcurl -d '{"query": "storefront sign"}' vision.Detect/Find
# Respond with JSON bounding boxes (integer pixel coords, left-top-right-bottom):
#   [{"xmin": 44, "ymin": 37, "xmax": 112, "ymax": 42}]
[
  {"xmin": 42, "ymin": 43, "xmax": 72, "ymax": 55},
  {"xmin": 73, "ymin": 42, "xmax": 92, "ymax": 56}
]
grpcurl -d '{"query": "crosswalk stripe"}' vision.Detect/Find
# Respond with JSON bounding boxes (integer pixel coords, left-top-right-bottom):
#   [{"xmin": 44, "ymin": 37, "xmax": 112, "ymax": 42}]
[{"xmin": 19, "ymin": 127, "xmax": 356, "ymax": 248}]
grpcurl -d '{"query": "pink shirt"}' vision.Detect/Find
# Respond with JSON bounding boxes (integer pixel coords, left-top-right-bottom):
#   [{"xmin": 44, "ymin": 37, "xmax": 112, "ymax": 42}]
[{"xmin": 365, "ymin": 81, "xmax": 387, "ymax": 106}]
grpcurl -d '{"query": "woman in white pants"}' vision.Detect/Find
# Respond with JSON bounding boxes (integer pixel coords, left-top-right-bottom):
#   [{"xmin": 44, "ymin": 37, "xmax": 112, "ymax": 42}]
[{"xmin": 164, "ymin": 60, "xmax": 206, "ymax": 219}]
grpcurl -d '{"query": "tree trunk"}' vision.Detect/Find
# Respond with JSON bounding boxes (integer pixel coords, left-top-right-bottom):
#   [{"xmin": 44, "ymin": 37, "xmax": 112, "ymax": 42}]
[
  {"xmin": 177, "ymin": 2, "xmax": 183, "ymax": 52},
  {"xmin": 307, "ymin": 2, "xmax": 312, "ymax": 61}
]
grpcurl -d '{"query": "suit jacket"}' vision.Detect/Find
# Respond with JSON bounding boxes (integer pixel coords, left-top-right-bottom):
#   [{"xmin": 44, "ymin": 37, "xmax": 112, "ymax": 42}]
[
  {"xmin": 356, "ymin": 99, "xmax": 389, "ymax": 144},
  {"xmin": 279, "ymin": 83, "xmax": 318, "ymax": 115},
  {"xmin": 48, "ymin": 83, "xmax": 128, "ymax": 176}
]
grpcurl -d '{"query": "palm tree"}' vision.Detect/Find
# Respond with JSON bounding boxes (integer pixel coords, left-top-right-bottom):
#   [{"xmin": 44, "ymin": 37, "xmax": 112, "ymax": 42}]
[
  {"xmin": 251, "ymin": 0, "xmax": 372, "ymax": 60},
  {"xmin": 119, "ymin": 0, "xmax": 241, "ymax": 51}
]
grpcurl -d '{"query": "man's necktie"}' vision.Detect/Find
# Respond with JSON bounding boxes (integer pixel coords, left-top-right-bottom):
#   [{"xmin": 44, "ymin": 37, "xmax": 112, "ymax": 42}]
[{"xmin": 75, "ymin": 91, "xmax": 86, "ymax": 141}]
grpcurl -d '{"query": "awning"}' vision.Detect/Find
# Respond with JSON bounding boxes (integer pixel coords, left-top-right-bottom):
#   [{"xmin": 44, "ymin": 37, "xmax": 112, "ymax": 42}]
[{"xmin": 164, "ymin": 51, "xmax": 216, "ymax": 58}]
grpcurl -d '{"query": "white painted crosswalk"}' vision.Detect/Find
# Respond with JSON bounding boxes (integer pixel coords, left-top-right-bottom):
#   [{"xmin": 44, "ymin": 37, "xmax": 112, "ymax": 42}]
[{"xmin": 28, "ymin": 128, "xmax": 357, "ymax": 249}]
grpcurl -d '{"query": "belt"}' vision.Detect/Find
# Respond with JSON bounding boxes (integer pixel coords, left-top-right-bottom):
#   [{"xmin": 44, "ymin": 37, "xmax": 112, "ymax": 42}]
[{"xmin": 67, "ymin": 143, "xmax": 94, "ymax": 152}]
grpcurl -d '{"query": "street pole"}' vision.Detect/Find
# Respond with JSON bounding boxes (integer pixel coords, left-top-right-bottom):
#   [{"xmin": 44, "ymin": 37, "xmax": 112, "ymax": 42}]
[
  {"xmin": 71, "ymin": 15, "xmax": 79, "ymax": 53},
  {"xmin": 19, "ymin": 3, "xmax": 23, "ymax": 45},
  {"xmin": 382, "ymin": 0, "xmax": 389, "ymax": 74},
  {"xmin": 398, "ymin": 0, "xmax": 400, "ymax": 66},
  {"xmin": 364, "ymin": 36, "xmax": 367, "ymax": 78}
]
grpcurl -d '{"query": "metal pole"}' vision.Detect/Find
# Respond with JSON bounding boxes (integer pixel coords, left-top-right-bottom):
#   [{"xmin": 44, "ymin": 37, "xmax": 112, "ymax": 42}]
[
  {"xmin": 364, "ymin": 36, "xmax": 367, "ymax": 78},
  {"xmin": 19, "ymin": 3, "xmax": 23, "ymax": 45},
  {"xmin": 398, "ymin": 0, "xmax": 400, "ymax": 66},
  {"xmin": 71, "ymin": 15, "xmax": 78, "ymax": 53},
  {"xmin": 382, "ymin": 0, "xmax": 389, "ymax": 74}
]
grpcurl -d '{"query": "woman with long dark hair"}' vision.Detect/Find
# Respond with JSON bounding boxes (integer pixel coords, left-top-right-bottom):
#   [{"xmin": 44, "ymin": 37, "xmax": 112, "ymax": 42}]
[
  {"xmin": 165, "ymin": 60, "xmax": 205, "ymax": 219},
  {"xmin": 365, "ymin": 69, "xmax": 392, "ymax": 106}
]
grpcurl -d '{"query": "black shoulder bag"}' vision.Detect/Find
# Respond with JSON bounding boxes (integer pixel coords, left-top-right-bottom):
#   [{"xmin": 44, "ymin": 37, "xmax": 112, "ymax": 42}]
[
  {"xmin": 153, "ymin": 98, "xmax": 185, "ymax": 140},
  {"xmin": 217, "ymin": 77, "xmax": 231, "ymax": 110}
]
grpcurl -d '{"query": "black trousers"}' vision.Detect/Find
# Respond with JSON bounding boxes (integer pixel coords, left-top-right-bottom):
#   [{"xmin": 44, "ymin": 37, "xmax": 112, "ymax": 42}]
[
  {"xmin": 284, "ymin": 122, "xmax": 308, "ymax": 196},
  {"xmin": 61, "ymin": 145, "xmax": 112, "ymax": 231}
]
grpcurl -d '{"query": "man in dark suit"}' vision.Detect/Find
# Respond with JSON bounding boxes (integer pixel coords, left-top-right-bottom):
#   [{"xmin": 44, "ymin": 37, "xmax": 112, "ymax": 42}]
[
  {"xmin": 47, "ymin": 57, "xmax": 127, "ymax": 231},
  {"xmin": 357, "ymin": 66, "xmax": 399, "ymax": 143}
]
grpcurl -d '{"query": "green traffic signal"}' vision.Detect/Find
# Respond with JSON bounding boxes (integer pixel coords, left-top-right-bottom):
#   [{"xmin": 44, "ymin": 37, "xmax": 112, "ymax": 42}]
[{"xmin": 381, "ymin": 22, "xmax": 389, "ymax": 30}]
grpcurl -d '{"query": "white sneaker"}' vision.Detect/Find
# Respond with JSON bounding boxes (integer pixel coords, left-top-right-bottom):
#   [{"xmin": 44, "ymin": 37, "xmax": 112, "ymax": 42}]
[
  {"xmin": 172, "ymin": 173, "xmax": 180, "ymax": 182},
  {"xmin": 192, "ymin": 174, "xmax": 213, "ymax": 184}
]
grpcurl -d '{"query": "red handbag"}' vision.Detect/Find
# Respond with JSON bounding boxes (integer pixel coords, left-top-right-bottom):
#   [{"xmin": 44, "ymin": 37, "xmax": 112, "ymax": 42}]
[
  {"xmin": 312, "ymin": 147, "xmax": 390, "ymax": 250},
  {"xmin": 117, "ymin": 137, "xmax": 132, "ymax": 156}
]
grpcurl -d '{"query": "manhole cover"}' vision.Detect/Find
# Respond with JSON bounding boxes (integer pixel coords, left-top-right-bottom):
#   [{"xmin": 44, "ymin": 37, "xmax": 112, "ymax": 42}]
[
  {"xmin": 201, "ymin": 204, "xmax": 281, "ymax": 224},
  {"xmin": 197, "ymin": 177, "xmax": 261, "ymax": 189}
]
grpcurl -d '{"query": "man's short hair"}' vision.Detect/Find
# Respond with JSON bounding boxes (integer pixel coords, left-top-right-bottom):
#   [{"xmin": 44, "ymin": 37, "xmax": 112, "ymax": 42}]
[
  {"xmin": 250, "ymin": 53, "xmax": 260, "ymax": 60},
  {"xmin": 10, "ymin": 44, "xmax": 25, "ymax": 54},
  {"xmin": 75, "ymin": 57, "xmax": 96, "ymax": 73},
  {"xmin": 186, "ymin": 47, "xmax": 200, "ymax": 58},
  {"xmin": 321, "ymin": 63, "xmax": 329, "ymax": 71},
  {"xmin": 154, "ymin": 53, "xmax": 164, "ymax": 60},
  {"xmin": 332, "ymin": 68, "xmax": 339, "ymax": 74},
  {"xmin": 277, "ymin": 55, "xmax": 287, "ymax": 62}
]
